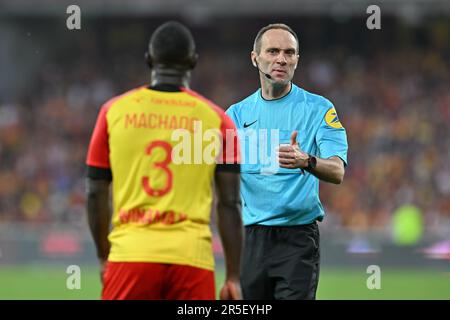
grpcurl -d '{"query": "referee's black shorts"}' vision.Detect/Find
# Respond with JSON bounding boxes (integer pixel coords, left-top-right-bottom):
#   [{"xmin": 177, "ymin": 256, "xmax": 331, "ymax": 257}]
[{"xmin": 241, "ymin": 221, "xmax": 320, "ymax": 300}]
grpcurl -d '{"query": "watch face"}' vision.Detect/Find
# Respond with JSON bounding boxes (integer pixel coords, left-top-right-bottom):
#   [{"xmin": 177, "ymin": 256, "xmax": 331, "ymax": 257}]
[{"xmin": 309, "ymin": 156, "xmax": 317, "ymax": 168}]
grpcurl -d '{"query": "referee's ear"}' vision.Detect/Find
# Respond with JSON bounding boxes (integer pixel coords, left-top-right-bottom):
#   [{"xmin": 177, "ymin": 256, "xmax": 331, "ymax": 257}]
[
  {"xmin": 251, "ymin": 51, "xmax": 258, "ymax": 67},
  {"xmin": 294, "ymin": 54, "xmax": 300, "ymax": 69}
]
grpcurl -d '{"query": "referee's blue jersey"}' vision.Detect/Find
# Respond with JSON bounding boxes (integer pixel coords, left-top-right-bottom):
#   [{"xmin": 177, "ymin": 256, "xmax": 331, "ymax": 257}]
[{"xmin": 226, "ymin": 84, "xmax": 348, "ymax": 226}]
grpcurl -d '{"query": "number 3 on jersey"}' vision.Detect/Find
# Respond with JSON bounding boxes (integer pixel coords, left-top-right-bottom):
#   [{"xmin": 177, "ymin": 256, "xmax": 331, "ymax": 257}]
[{"xmin": 142, "ymin": 141, "xmax": 173, "ymax": 197}]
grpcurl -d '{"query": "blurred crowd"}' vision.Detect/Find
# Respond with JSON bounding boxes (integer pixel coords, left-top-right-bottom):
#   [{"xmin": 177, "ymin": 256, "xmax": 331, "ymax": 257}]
[{"xmin": 0, "ymin": 17, "xmax": 449, "ymax": 237}]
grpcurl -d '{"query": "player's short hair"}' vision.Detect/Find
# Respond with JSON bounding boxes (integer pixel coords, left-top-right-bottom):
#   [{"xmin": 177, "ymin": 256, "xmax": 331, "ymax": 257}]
[
  {"xmin": 148, "ymin": 21, "xmax": 196, "ymax": 69},
  {"xmin": 253, "ymin": 23, "xmax": 299, "ymax": 54}
]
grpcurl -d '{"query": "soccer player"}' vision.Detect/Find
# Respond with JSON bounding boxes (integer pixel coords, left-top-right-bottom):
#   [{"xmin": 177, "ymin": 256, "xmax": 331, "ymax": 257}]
[
  {"xmin": 226, "ymin": 23, "xmax": 348, "ymax": 299},
  {"xmin": 85, "ymin": 21, "xmax": 243, "ymax": 300}
]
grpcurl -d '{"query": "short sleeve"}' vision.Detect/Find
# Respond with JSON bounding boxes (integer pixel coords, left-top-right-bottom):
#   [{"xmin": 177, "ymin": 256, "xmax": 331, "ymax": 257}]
[
  {"xmin": 315, "ymin": 105, "xmax": 348, "ymax": 166},
  {"xmin": 86, "ymin": 105, "xmax": 110, "ymax": 169},
  {"xmin": 218, "ymin": 112, "xmax": 241, "ymax": 165}
]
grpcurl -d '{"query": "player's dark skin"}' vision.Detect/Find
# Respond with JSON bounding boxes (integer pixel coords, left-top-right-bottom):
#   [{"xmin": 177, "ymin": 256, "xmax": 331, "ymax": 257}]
[
  {"xmin": 86, "ymin": 52, "xmax": 243, "ymax": 298},
  {"xmin": 85, "ymin": 178, "xmax": 110, "ymax": 283}
]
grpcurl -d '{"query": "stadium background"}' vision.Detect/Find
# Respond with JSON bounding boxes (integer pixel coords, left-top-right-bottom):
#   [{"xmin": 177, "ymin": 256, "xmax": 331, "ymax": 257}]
[{"xmin": 0, "ymin": 0, "xmax": 449, "ymax": 299}]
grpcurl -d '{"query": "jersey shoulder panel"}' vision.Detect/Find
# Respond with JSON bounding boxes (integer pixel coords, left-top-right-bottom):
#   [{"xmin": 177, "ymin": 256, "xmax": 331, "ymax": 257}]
[
  {"xmin": 105, "ymin": 86, "xmax": 147, "ymax": 114},
  {"xmin": 301, "ymin": 87, "xmax": 334, "ymax": 113},
  {"xmin": 181, "ymin": 87, "xmax": 225, "ymax": 122},
  {"xmin": 228, "ymin": 89, "xmax": 260, "ymax": 112}
]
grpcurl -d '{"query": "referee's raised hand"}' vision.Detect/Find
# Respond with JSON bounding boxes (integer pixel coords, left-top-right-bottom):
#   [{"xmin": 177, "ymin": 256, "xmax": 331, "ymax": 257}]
[{"xmin": 277, "ymin": 130, "xmax": 309, "ymax": 169}]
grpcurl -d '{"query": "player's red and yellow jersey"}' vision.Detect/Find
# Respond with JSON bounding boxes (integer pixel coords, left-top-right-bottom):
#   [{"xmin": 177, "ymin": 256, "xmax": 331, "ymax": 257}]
[{"xmin": 86, "ymin": 85, "xmax": 239, "ymax": 271}]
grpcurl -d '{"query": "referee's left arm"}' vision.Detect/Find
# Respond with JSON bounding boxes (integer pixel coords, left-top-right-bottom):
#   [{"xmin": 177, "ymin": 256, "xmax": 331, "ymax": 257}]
[
  {"xmin": 305, "ymin": 156, "xmax": 345, "ymax": 184},
  {"xmin": 278, "ymin": 131, "xmax": 346, "ymax": 184}
]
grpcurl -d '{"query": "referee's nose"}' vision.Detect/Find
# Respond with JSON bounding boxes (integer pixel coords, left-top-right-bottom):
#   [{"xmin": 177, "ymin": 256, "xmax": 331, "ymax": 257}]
[{"xmin": 276, "ymin": 53, "xmax": 288, "ymax": 65}]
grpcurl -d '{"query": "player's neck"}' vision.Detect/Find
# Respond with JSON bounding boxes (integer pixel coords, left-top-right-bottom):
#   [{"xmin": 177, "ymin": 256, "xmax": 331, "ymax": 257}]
[
  {"xmin": 260, "ymin": 81, "xmax": 291, "ymax": 100},
  {"xmin": 151, "ymin": 68, "xmax": 191, "ymax": 89}
]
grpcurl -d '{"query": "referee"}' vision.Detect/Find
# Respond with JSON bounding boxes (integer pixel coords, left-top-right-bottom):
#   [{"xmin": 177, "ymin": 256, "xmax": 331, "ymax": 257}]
[{"xmin": 226, "ymin": 23, "xmax": 348, "ymax": 299}]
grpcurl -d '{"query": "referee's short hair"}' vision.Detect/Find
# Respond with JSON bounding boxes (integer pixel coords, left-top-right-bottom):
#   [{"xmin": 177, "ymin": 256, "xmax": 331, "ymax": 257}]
[
  {"xmin": 148, "ymin": 21, "xmax": 197, "ymax": 69},
  {"xmin": 253, "ymin": 23, "xmax": 299, "ymax": 54}
]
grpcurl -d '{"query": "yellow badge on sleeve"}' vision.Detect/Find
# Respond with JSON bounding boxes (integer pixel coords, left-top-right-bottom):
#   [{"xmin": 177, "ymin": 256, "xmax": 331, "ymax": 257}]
[{"xmin": 325, "ymin": 108, "xmax": 343, "ymax": 129}]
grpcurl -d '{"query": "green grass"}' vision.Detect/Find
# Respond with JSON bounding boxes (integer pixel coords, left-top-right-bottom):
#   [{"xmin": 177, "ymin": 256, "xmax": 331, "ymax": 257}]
[
  {"xmin": 316, "ymin": 268, "xmax": 450, "ymax": 300},
  {"xmin": 0, "ymin": 265, "xmax": 448, "ymax": 299},
  {"xmin": 0, "ymin": 265, "xmax": 102, "ymax": 300}
]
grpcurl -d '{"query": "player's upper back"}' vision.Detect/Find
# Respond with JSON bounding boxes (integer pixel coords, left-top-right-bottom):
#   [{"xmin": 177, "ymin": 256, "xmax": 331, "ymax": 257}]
[
  {"xmin": 86, "ymin": 84, "xmax": 237, "ymax": 224},
  {"xmin": 105, "ymin": 85, "xmax": 226, "ymax": 138}
]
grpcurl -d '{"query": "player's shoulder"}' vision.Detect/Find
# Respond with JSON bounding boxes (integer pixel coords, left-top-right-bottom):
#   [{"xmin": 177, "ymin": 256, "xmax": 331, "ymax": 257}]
[
  {"xmin": 181, "ymin": 87, "xmax": 227, "ymax": 119},
  {"xmin": 100, "ymin": 86, "xmax": 145, "ymax": 111},
  {"xmin": 300, "ymin": 86, "xmax": 335, "ymax": 112},
  {"xmin": 181, "ymin": 87, "xmax": 221, "ymax": 108},
  {"xmin": 227, "ymin": 89, "xmax": 259, "ymax": 114}
]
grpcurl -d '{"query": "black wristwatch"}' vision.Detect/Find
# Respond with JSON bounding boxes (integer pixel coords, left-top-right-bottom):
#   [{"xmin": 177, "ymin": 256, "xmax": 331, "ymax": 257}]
[{"xmin": 306, "ymin": 154, "xmax": 317, "ymax": 170}]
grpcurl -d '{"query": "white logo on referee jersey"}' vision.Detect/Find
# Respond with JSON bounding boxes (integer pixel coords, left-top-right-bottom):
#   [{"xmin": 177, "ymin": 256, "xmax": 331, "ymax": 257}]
[
  {"xmin": 366, "ymin": 265, "xmax": 381, "ymax": 289},
  {"xmin": 66, "ymin": 265, "xmax": 81, "ymax": 290},
  {"xmin": 171, "ymin": 121, "xmax": 281, "ymax": 174},
  {"xmin": 66, "ymin": 5, "xmax": 81, "ymax": 30}
]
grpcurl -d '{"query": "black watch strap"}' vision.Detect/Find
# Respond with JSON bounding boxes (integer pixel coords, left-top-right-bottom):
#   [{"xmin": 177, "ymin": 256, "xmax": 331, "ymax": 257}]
[{"xmin": 307, "ymin": 155, "xmax": 317, "ymax": 170}]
